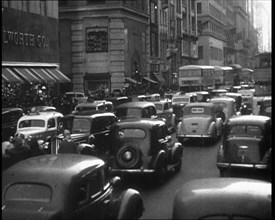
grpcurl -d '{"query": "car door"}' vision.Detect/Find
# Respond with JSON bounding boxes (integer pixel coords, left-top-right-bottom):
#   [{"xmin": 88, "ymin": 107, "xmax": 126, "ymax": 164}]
[
  {"xmin": 91, "ymin": 116, "xmax": 116, "ymax": 155},
  {"xmin": 72, "ymin": 168, "xmax": 111, "ymax": 220}
]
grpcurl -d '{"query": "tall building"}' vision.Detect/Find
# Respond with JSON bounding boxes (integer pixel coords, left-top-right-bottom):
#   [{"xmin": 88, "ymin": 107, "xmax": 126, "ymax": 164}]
[
  {"xmin": 58, "ymin": 0, "xmax": 150, "ymax": 94},
  {"xmin": 2, "ymin": 1, "xmax": 69, "ymax": 94}
]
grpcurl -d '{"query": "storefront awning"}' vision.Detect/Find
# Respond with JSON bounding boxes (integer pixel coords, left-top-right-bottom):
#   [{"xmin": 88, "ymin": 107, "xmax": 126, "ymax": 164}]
[
  {"xmin": 2, "ymin": 67, "xmax": 25, "ymax": 83},
  {"xmin": 30, "ymin": 68, "xmax": 58, "ymax": 83},
  {"xmin": 45, "ymin": 68, "xmax": 71, "ymax": 83},
  {"xmin": 13, "ymin": 67, "xmax": 43, "ymax": 83},
  {"xmin": 152, "ymin": 73, "xmax": 166, "ymax": 84},
  {"xmin": 125, "ymin": 77, "xmax": 138, "ymax": 84},
  {"xmin": 143, "ymin": 77, "xmax": 158, "ymax": 84},
  {"xmin": 2, "ymin": 62, "xmax": 71, "ymax": 84}
]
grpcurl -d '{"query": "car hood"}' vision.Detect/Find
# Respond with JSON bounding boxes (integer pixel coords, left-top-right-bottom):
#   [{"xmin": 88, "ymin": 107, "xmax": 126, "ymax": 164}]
[
  {"xmin": 224, "ymin": 137, "xmax": 263, "ymax": 163},
  {"xmin": 17, "ymin": 128, "xmax": 45, "ymax": 136}
]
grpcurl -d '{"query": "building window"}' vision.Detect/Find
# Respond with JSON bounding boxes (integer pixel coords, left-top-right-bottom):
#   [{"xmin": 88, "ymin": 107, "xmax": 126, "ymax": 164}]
[
  {"xmin": 176, "ymin": 18, "xmax": 181, "ymax": 38},
  {"xmin": 198, "ymin": 46, "xmax": 203, "ymax": 59},
  {"xmin": 151, "ymin": 3, "xmax": 156, "ymax": 23},
  {"xmin": 197, "ymin": 2, "xmax": 201, "ymax": 14},
  {"xmin": 176, "ymin": 0, "xmax": 181, "ymax": 13},
  {"xmin": 86, "ymin": 27, "xmax": 108, "ymax": 53}
]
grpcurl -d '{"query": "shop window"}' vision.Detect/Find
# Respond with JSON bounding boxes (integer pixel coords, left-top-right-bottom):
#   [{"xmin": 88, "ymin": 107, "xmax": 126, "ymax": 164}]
[{"xmin": 197, "ymin": 2, "xmax": 201, "ymax": 14}]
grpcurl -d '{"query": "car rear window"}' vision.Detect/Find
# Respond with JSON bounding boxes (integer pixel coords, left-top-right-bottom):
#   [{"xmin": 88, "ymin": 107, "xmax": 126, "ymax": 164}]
[
  {"xmin": 116, "ymin": 108, "xmax": 142, "ymax": 118},
  {"xmin": 117, "ymin": 129, "xmax": 145, "ymax": 139},
  {"xmin": 154, "ymin": 103, "xmax": 163, "ymax": 111},
  {"xmin": 76, "ymin": 106, "xmax": 97, "ymax": 111},
  {"xmin": 229, "ymin": 125, "xmax": 263, "ymax": 137},
  {"xmin": 5, "ymin": 183, "xmax": 51, "ymax": 203},
  {"xmin": 72, "ymin": 119, "xmax": 91, "ymax": 133}
]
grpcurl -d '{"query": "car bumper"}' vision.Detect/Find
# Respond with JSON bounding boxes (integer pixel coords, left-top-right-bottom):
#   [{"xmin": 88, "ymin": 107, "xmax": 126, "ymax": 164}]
[
  {"xmin": 109, "ymin": 167, "xmax": 156, "ymax": 174},
  {"xmin": 217, "ymin": 162, "xmax": 268, "ymax": 169},
  {"xmin": 177, "ymin": 134, "xmax": 212, "ymax": 138}
]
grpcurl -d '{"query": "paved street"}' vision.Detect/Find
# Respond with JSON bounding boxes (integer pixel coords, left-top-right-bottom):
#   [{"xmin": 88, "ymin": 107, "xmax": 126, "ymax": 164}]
[{"xmin": 120, "ymin": 134, "xmax": 221, "ymax": 219}]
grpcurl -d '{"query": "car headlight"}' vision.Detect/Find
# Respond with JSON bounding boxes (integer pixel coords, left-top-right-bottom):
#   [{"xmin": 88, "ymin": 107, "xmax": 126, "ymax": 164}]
[{"xmin": 122, "ymin": 150, "xmax": 133, "ymax": 161}]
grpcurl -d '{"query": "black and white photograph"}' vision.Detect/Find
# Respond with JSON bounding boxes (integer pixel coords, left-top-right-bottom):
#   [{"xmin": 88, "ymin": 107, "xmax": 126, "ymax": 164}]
[{"xmin": 2, "ymin": 0, "xmax": 271, "ymax": 219}]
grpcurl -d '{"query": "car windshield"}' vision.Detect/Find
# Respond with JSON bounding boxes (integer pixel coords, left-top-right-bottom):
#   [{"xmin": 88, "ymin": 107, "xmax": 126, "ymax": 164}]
[
  {"xmin": 5, "ymin": 183, "xmax": 51, "ymax": 203},
  {"xmin": 19, "ymin": 119, "xmax": 45, "ymax": 128},
  {"xmin": 229, "ymin": 125, "xmax": 263, "ymax": 137},
  {"xmin": 116, "ymin": 108, "xmax": 142, "ymax": 118},
  {"xmin": 72, "ymin": 119, "xmax": 91, "ymax": 133},
  {"xmin": 76, "ymin": 106, "xmax": 97, "ymax": 111},
  {"xmin": 172, "ymin": 97, "xmax": 190, "ymax": 103},
  {"xmin": 117, "ymin": 129, "xmax": 146, "ymax": 139}
]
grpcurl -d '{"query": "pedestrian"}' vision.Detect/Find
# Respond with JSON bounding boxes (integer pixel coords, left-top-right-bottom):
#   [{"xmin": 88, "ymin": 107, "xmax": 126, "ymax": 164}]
[
  {"xmin": 28, "ymin": 138, "xmax": 46, "ymax": 157},
  {"xmin": 5, "ymin": 136, "xmax": 31, "ymax": 168},
  {"xmin": 58, "ymin": 130, "xmax": 77, "ymax": 154}
]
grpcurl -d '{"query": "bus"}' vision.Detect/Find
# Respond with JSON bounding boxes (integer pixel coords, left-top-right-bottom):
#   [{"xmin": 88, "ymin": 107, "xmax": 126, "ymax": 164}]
[
  {"xmin": 240, "ymin": 68, "xmax": 254, "ymax": 84},
  {"xmin": 214, "ymin": 66, "xmax": 233, "ymax": 88},
  {"xmin": 178, "ymin": 65, "xmax": 215, "ymax": 92}
]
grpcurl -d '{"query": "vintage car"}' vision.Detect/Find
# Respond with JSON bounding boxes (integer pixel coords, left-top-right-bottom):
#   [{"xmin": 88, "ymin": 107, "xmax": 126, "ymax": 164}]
[
  {"xmin": 55, "ymin": 111, "xmax": 117, "ymax": 156},
  {"xmin": 115, "ymin": 101, "xmax": 158, "ymax": 121},
  {"xmin": 225, "ymin": 92, "xmax": 243, "ymax": 111},
  {"xmin": 145, "ymin": 93, "xmax": 161, "ymax": 102},
  {"xmin": 210, "ymin": 96, "xmax": 239, "ymax": 123},
  {"xmin": 93, "ymin": 100, "xmax": 114, "ymax": 112},
  {"xmin": 172, "ymin": 93, "xmax": 197, "ymax": 123},
  {"xmin": 259, "ymin": 96, "xmax": 271, "ymax": 118},
  {"xmin": 153, "ymin": 100, "xmax": 176, "ymax": 132},
  {"xmin": 217, "ymin": 115, "xmax": 271, "ymax": 179},
  {"xmin": 74, "ymin": 101, "xmax": 108, "ymax": 113},
  {"xmin": 195, "ymin": 91, "xmax": 211, "ymax": 102},
  {"xmin": 2, "ymin": 154, "xmax": 144, "ymax": 220},
  {"xmin": 237, "ymin": 89, "xmax": 255, "ymax": 114},
  {"xmin": 24, "ymin": 106, "xmax": 57, "ymax": 114},
  {"xmin": 172, "ymin": 177, "xmax": 271, "ymax": 219},
  {"xmin": 210, "ymin": 89, "xmax": 227, "ymax": 98},
  {"xmin": 15, "ymin": 111, "xmax": 63, "ymax": 151},
  {"xmin": 2, "ymin": 107, "xmax": 24, "ymax": 142},
  {"xmin": 176, "ymin": 102, "xmax": 223, "ymax": 143},
  {"xmin": 108, "ymin": 119, "xmax": 183, "ymax": 183},
  {"xmin": 64, "ymin": 91, "xmax": 88, "ymax": 104},
  {"xmin": 105, "ymin": 96, "xmax": 129, "ymax": 111}
]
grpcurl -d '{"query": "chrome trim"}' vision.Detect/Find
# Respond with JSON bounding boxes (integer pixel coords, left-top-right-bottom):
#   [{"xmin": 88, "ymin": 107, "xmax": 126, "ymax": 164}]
[
  {"xmin": 217, "ymin": 162, "xmax": 268, "ymax": 169},
  {"xmin": 110, "ymin": 169, "xmax": 155, "ymax": 174},
  {"xmin": 177, "ymin": 134, "xmax": 211, "ymax": 138}
]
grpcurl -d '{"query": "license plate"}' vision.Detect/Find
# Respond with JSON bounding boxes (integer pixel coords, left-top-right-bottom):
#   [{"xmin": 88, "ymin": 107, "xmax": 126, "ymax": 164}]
[{"xmin": 237, "ymin": 149, "xmax": 248, "ymax": 157}]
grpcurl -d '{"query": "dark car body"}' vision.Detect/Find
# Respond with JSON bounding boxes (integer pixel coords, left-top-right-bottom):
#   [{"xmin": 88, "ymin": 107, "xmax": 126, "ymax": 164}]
[
  {"xmin": 172, "ymin": 177, "xmax": 271, "ymax": 219},
  {"xmin": 105, "ymin": 96, "xmax": 129, "ymax": 111},
  {"xmin": 176, "ymin": 102, "xmax": 223, "ymax": 142},
  {"xmin": 153, "ymin": 100, "xmax": 176, "ymax": 132},
  {"xmin": 2, "ymin": 108, "xmax": 24, "ymax": 142},
  {"xmin": 56, "ymin": 111, "xmax": 117, "ymax": 156},
  {"xmin": 108, "ymin": 119, "xmax": 183, "ymax": 182},
  {"xmin": 217, "ymin": 115, "xmax": 271, "ymax": 179},
  {"xmin": 259, "ymin": 96, "xmax": 271, "ymax": 118},
  {"xmin": 2, "ymin": 154, "xmax": 144, "ymax": 220},
  {"xmin": 115, "ymin": 101, "xmax": 157, "ymax": 121}
]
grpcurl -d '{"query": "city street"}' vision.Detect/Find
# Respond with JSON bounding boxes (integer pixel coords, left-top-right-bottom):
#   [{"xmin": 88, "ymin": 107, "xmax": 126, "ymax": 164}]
[{"xmin": 120, "ymin": 134, "xmax": 221, "ymax": 219}]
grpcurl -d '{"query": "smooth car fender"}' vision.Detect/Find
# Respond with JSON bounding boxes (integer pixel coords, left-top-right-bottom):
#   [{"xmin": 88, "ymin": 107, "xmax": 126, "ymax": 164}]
[
  {"xmin": 117, "ymin": 188, "xmax": 144, "ymax": 220},
  {"xmin": 171, "ymin": 142, "xmax": 183, "ymax": 163},
  {"xmin": 153, "ymin": 150, "xmax": 166, "ymax": 168},
  {"xmin": 208, "ymin": 122, "xmax": 216, "ymax": 135},
  {"xmin": 215, "ymin": 118, "xmax": 223, "ymax": 135}
]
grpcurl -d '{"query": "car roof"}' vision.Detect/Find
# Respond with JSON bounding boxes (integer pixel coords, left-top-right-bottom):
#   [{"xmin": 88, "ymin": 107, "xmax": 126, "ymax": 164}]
[
  {"xmin": 19, "ymin": 111, "xmax": 63, "ymax": 120},
  {"xmin": 2, "ymin": 154, "xmax": 104, "ymax": 187},
  {"xmin": 227, "ymin": 115, "xmax": 270, "ymax": 126},
  {"xmin": 116, "ymin": 101, "xmax": 155, "ymax": 109},
  {"xmin": 185, "ymin": 102, "xmax": 215, "ymax": 108},
  {"xmin": 114, "ymin": 118, "xmax": 166, "ymax": 129},
  {"xmin": 174, "ymin": 178, "xmax": 271, "ymax": 219},
  {"xmin": 73, "ymin": 111, "xmax": 116, "ymax": 118},
  {"xmin": 76, "ymin": 102, "xmax": 104, "ymax": 107},
  {"xmin": 2, "ymin": 107, "xmax": 23, "ymax": 114},
  {"xmin": 225, "ymin": 92, "xmax": 242, "ymax": 97},
  {"xmin": 210, "ymin": 97, "xmax": 235, "ymax": 103}
]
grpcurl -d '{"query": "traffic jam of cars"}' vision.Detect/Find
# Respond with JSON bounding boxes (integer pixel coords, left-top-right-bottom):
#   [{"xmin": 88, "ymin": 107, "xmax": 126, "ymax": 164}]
[{"xmin": 2, "ymin": 87, "xmax": 271, "ymax": 219}]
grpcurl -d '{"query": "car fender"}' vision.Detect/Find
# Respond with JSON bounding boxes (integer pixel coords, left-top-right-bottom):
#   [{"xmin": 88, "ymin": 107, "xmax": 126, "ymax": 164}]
[
  {"xmin": 208, "ymin": 122, "xmax": 216, "ymax": 135},
  {"xmin": 171, "ymin": 142, "xmax": 183, "ymax": 163},
  {"xmin": 117, "ymin": 188, "xmax": 144, "ymax": 220},
  {"xmin": 176, "ymin": 121, "xmax": 182, "ymax": 135},
  {"xmin": 215, "ymin": 118, "xmax": 223, "ymax": 136},
  {"xmin": 171, "ymin": 113, "xmax": 176, "ymax": 128},
  {"xmin": 153, "ymin": 150, "xmax": 167, "ymax": 168}
]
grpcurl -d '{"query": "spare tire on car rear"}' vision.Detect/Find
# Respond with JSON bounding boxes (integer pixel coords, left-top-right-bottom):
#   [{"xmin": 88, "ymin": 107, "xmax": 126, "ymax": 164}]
[{"xmin": 116, "ymin": 144, "xmax": 141, "ymax": 169}]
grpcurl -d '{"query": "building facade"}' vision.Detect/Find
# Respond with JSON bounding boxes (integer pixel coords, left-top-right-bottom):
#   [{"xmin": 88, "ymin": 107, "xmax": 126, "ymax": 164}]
[
  {"xmin": 2, "ymin": 0, "xmax": 69, "ymax": 92},
  {"xmin": 59, "ymin": 0, "xmax": 150, "ymax": 94}
]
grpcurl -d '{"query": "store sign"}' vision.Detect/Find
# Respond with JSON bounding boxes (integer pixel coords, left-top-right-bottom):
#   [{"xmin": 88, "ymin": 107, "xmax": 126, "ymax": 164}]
[
  {"xmin": 86, "ymin": 27, "xmax": 108, "ymax": 53},
  {"xmin": 2, "ymin": 30, "xmax": 47, "ymax": 48}
]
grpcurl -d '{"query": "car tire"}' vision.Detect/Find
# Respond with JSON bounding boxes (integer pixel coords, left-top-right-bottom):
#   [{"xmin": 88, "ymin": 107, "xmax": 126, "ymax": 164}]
[
  {"xmin": 116, "ymin": 144, "xmax": 141, "ymax": 169},
  {"xmin": 219, "ymin": 168, "xmax": 226, "ymax": 177},
  {"xmin": 174, "ymin": 159, "xmax": 182, "ymax": 172}
]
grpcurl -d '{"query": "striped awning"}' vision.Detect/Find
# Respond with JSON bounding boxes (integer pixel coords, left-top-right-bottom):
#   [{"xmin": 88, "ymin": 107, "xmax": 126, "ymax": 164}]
[{"xmin": 2, "ymin": 67, "xmax": 24, "ymax": 83}]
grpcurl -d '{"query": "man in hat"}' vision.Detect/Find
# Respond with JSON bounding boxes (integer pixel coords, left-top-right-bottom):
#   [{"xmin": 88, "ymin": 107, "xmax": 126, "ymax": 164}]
[{"xmin": 58, "ymin": 130, "xmax": 77, "ymax": 154}]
